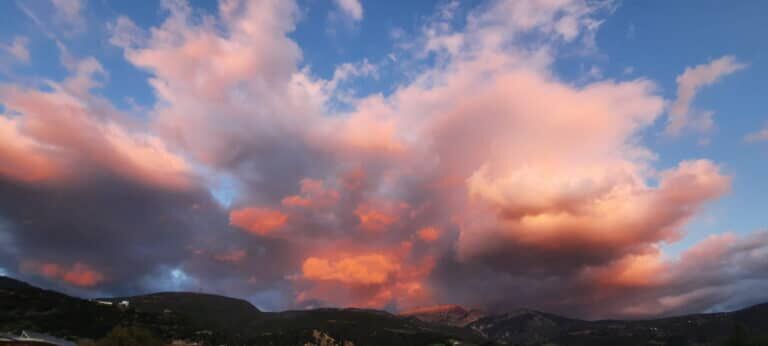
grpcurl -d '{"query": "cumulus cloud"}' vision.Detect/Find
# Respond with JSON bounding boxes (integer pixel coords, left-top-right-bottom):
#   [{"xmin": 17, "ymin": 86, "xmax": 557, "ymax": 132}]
[
  {"xmin": 0, "ymin": 0, "xmax": 759, "ymax": 319},
  {"xmin": 666, "ymin": 55, "xmax": 746, "ymax": 135}
]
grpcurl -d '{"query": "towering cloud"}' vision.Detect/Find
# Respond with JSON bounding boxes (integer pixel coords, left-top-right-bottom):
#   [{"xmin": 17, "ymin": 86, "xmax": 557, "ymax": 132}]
[{"xmin": 0, "ymin": 0, "xmax": 762, "ymax": 319}]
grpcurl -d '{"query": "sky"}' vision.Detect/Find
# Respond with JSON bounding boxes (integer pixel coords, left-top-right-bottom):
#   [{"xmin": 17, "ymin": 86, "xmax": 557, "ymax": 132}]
[{"xmin": 0, "ymin": 0, "xmax": 767, "ymax": 320}]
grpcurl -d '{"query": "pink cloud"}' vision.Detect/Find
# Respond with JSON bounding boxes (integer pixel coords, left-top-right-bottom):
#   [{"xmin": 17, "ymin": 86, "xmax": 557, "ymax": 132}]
[
  {"xmin": 0, "ymin": 116, "xmax": 63, "ymax": 183},
  {"xmin": 0, "ymin": 59, "xmax": 193, "ymax": 190},
  {"xmin": 5, "ymin": 0, "xmax": 745, "ymax": 318}
]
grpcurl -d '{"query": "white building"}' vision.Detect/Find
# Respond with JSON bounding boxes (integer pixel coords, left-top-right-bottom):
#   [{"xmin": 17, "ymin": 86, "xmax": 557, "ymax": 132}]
[{"xmin": 117, "ymin": 300, "xmax": 130, "ymax": 309}]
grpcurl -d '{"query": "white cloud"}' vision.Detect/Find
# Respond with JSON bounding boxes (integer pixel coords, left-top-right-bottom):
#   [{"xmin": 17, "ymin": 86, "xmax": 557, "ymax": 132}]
[
  {"xmin": 334, "ymin": 0, "xmax": 363, "ymax": 21},
  {"xmin": 666, "ymin": 55, "xmax": 746, "ymax": 136}
]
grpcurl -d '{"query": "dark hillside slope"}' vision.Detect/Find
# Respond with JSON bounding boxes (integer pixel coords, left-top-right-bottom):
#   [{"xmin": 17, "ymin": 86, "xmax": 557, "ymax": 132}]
[
  {"xmin": 0, "ymin": 277, "xmax": 123, "ymax": 340},
  {"xmin": 103, "ymin": 292, "xmax": 260, "ymax": 333}
]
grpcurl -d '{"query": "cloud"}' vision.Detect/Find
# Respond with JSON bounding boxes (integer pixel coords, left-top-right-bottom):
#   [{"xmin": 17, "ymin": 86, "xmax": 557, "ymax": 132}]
[
  {"xmin": 354, "ymin": 202, "xmax": 401, "ymax": 233},
  {"xmin": 296, "ymin": 247, "xmax": 434, "ymax": 309},
  {"xmin": 417, "ymin": 227, "xmax": 441, "ymax": 242},
  {"xmin": 333, "ymin": 0, "xmax": 363, "ymax": 21},
  {"xmin": 0, "ymin": 85, "xmax": 193, "ymax": 189},
  {"xmin": 0, "ymin": 116, "xmax": 62, "ymax": 183},
  {"xmin": 21, "ymin": 261, "xmax": 105, "ymax": 287},
  {"xmin": 302, "ymin": 254, "xmax": 397, "ymax": 285},
  {"xmin": 0, "ymin": 0, "xmax": 758, "ymax": 319},
  {"xmin": 745, "ymin": 124, "xmax": 768, "ymax": 143},
  {"xmin": 611, "ymin": 231, "xmax": 768, "ymax": 317},
  {"xmin": 107, "ymin": 16, "xmax": 145, "ymax": 49},
  {"xmin": 666, "ymin": 55, "xmax": 746, "ymax": 135},
  {"xmin": 281, "ymin": 179, "xmax": 339, "ymax": 209},
  {"xmin": 229, "ymin": 207, "xmax": 288, "ymax": 235}
]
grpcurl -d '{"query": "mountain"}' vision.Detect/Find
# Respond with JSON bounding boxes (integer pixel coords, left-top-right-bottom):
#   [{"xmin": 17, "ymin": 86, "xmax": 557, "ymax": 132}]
[
  {"xmin": 4, "ymin": 275, "xmax": 768, "ymax": 345},
  {"xmin": 466, "ymin": 308, "xmax": 581, "ymax": 345},
  {"xmin": 400, "ymin": 304, "xmax": 486, "ymax": 327},
  {"xmin": 0, "ymin": 276, "xmax": 485, "ymax": 345},
  {"xmin": 401, "ymin": 303, "xmax": 768, "ymax": 345},
  {"xmin": 100, "ymin": 292, "xmax": 260, "ymax": 336}
]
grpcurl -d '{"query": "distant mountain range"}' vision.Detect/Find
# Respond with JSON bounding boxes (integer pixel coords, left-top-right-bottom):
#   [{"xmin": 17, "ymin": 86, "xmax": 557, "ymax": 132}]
[
  {"xmin": 400, "ymin": 304, "xmax": 486, "ymax": 327},
  {"xmin": 2, "ymin": 275, "xmax": 768, "ymax": 345}
]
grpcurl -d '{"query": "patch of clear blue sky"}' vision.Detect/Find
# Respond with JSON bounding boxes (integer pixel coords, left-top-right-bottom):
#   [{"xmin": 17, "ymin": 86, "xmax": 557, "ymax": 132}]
[{"xmin": 1, "ymin": 0, "xmax": 766, "ymax": 256}]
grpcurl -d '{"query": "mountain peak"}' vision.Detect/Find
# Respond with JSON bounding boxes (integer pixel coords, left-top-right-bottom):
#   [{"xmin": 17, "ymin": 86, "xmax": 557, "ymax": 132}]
[{"xmin": 400, "ymin": 304, "xmax": 486, "ymax": 327}]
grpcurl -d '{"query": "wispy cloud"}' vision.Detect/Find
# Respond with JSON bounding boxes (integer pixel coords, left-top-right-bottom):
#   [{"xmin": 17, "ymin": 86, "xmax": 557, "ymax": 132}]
[{"xmin": 666, "ymin": 55, "xmax": 746, "ymax": 136}]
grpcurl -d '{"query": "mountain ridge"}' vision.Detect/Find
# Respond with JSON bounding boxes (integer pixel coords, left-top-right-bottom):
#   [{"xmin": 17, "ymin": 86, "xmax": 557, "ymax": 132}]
[{"xmin": 3, "ymin": 275, "xmax": 768, "ymax": 345}]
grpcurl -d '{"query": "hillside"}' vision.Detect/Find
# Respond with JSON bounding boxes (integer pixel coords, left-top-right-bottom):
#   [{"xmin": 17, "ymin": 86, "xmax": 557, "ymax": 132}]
[
  {"xmin": 4, "ymin": 276, "xmax": 768, "ymax": 345},
  {"xmin": 0, "ymin": 277, "xmax": 485, "ymax": 345},
  {"xmin": 0, "ymin": 276, "xmax": 124, "ymax": 340}
]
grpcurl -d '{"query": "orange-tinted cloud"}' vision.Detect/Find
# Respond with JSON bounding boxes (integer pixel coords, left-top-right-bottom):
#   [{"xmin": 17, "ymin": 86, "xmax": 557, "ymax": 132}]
[
  {"xmin": 281, "ymin": 195, "xmax": 312, "ymax": 208},
  {"xmin": 229, "ymin": 207, "xmax": 288, "ymax": 235},
  {"xmin": 417, "ymin": 227, "xmax": 441, "ymax": 242},
  {"xmin": 354, "ymin": 203, "xmax": 401, "ymax": 233},
  {"xmin": 302, "ymin": 254, "xmax": 398, "ymax": 285},
  {"xmin": 62, "ymin": 263, "xmax": 106, "ymax": 287},
  {"xmin": 21, "ymin": 261, "xmax": 105, "ymax": 287},
  {"xmin": 297, "ymin": 247, "xmax": 435, "ymax": 309}
]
